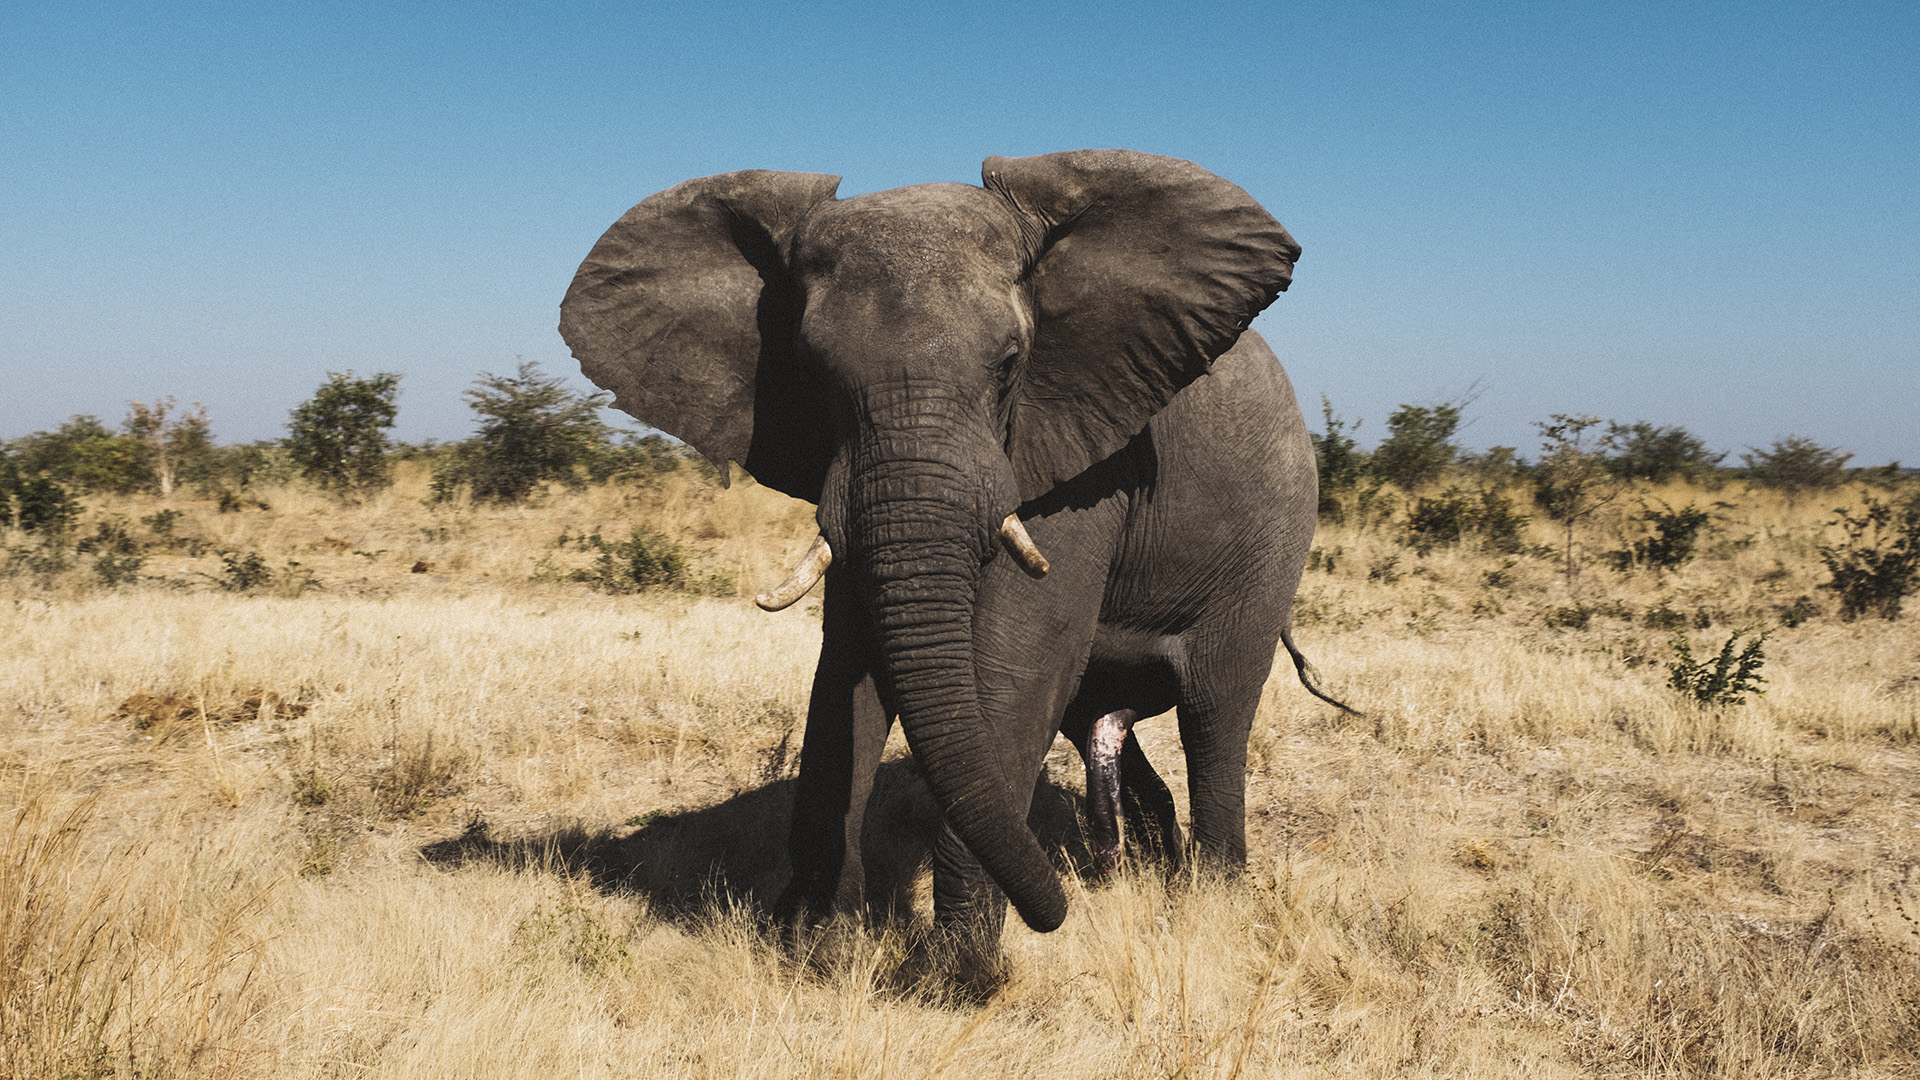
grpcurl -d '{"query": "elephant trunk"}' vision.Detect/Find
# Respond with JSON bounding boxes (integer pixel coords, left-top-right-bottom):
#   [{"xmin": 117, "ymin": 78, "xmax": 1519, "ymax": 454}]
[{"xmin": 847, "ymin": 438, "xmax": 1067, "ymax": 933}]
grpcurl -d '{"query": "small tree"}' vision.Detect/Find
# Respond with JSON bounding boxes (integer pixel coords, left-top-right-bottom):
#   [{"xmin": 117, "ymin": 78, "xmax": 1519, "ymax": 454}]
[
  {"xmin": 439, "ymin": 361, "xmax": 611, "ymax": 503},
  {"xmin": 1741, "ymin": 436, "xmax": 1852, "ymax": 502},
  {"xmin": 1605, "ymin": 421, "xmax": 1724, "ymax": 484},
  {"xmin": 1818, "ymin": 492, "xmax": 1920, "ymax": 620},
  {"xmin": 0, "ymin": 452, "xmax": 79, "ymax": 533},
  {"xmin": 1667, "ymin": 628, "xmax": 1768, "ymax": 707},
  {"xmin": 1371, "ymin": 402, "xmax": 1461, "ymax": 491},
  {"xmin": 1611, "ymin": 501, "xmax": 1713, "ymax": 572},
  {"xmin": 6, "ymin": 416, "xmax": 152, "ymax": 494},
  {"xmin": 1533, "ymin": 414, "xmax": 1621, "ymax": 588},
  {"xmin": 1309, "ymin": 397, "xmax": 1365, "ymax": 520},
  {"xmin": 286, "ymin": 372, "xmax": 401, "ymax": 492},
  {"xmin": 125, "ymin": 397, "xmax": 212, "ymax": 497}
]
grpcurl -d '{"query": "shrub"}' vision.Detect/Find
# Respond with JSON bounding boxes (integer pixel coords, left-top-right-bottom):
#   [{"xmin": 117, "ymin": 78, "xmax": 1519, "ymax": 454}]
[
  {"xmin": 1458, "ymin": 445, "xmax": 1525, "ymax": 488},
  {"xmin": 286, "ymin": 371, "xmax": 401, "ymax": 492},
  {"xmin": 75, "ymin": 519, "xmax": 148, "ymax": 585},
  {"xmin": 4, "ymin": 415, "xmax": 151, "ymax": 494},
  {"xmin": 1742, "ymin": 436, "xmax": 1852, "ymax": 501},
  {"xmin": 1471, "ymin": 487, "xmax": 1530, "ymax": 555},
  {"xmin": 1401, "ymin": 486, "xmax": 1531, "ymax": 556},
  {"xmin": 590, "ymin": 433, "xmax": 696, "ymax": 484},
  {"xmin": 1533, "ymin": 414, "xmax": 1621, "ymax": 585},
  {"xmin": 435, "ymin": 361, "xmax": 613, "ymax": 503},
  {"xmin": 216, "ymin": 551, "xmax": 272, "ymax": 592},
  {"xmin": 1309, "ymin": 397, "xmax": 1365, "ymax": 520},
  {"xmin": 1643, "ymin": 604, "xmax": 1689, "ymax": 632},
  {"xmin": 91, "ymin": 551, "xmax": 146, "ymax": 587},
  {"xmin": 1609, "ymin": 501, "xmax": 1713, "ymax": 572},
  {"xmin": 564, "ymin": 528, "xmax": 732, "ymax": 596},
  {"xmin": 75, "ymin": 519, "xmax": 138, "ymax": 557},
  {"xmin": 1604, "ymin": 421, "xmax": 1724, "ymax": 484},
  {"xmin": 141, "ymin": 508, "xmax": 182, "ymax": 537},
  {"xmin": 1366, "ymin": 554, "xmax": 1401, "ymax": 584},
  {"xmin": 1776, "ymin": 595, "xmax": 1821, "ymax": 628},
  {"xmin": 1817, "ymin": 493, "xmax": 1920, "ymax": 620},
  {"xmin": 0, "ymin": 455, "xmax": 79, "ymax": 533},
  {"xmin": 124, "ymin": 398, "xmax": 212, "ymax": 496},
  {"xmin": 1402, "ymin": 488, "xmax": 1473, "ymax": 554},
  {"xmin": 200, "ymin": 440, "xmax": 299, "ymax": 492},
  {"xmin": 1666, "ymin": 628, "xmax": 1768, "ymax": 707},
  {"xmin": 1371, "ymin": 402, "xmax": 1461, "ymax": 492},
  {"xmin": 1545, "ymin": 605, "xmax": 1592, "ymax": 630}
]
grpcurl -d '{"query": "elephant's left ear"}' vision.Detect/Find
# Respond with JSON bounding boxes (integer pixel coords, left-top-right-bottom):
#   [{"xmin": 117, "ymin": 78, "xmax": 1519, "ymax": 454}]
[{"xmin": 984, "ymin": 150, "xmax": 1299, "ymax": 500}]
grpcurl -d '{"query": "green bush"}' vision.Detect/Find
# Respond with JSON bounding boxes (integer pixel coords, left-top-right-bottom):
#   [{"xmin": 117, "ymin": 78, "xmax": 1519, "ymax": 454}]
[
  {"xmin": 74, "ymin": 519, "xmax": 138, "ymax": 556},
  {"xmin": 1817, "ymin": 493, "xmax": 1920, "ymax": 620},
  {"xmin": 1402, "ymin": 488, "xmax": 1472, "ymax": 554},
  {"xmin": 1742, "ymin": 436, "xmax": 1851, "ymax": 500},
  {"xmin": 72, "ymin": 519, "xmax": 149, "ymax": 587},
  {"xmin": 1310, "ymin": 398, "xmax": 1366, "ymax": 520},
  {"xmin": 1666, "ymin": 628, "xmax": 1768, "ymax": 707},
  {"xmin": 92, "ymin": 551, "xmax": 146, "ymax": 588},
  {"xmin": 435, "ymin": 361, "xmax": 612, "ymax": 504},
  {"xmin": 1401, "ymin": 486, "xmax": 1531, "ymax": 556},
  {"xmin": 1371, "ymin": 402, "xmax": 1461, "ymax": 492},
  {"xmin": 4, "ymin": 415, "xmax": 152, "ymax": 494},
  {"xmin": 1, "ymin": 455, "xmax": 79, "ymax": 533},
  {"xmin": 286, "ymin": 372, "xmax": 401, "ymax": 492},
  {"xmin": 1608, "ymin": 501, "xmax": 1713, "ymax": 572},
  {"xmin": 1604, "ymin": 421, "xmax": 1724, "ymax": 484},
  {"xmin": 217, "ymin": 551, "xmax": 273, "ymax": 592},
  {"xmin": 564, "ymin": 528, "xmax": 731, "ymax": 596}
]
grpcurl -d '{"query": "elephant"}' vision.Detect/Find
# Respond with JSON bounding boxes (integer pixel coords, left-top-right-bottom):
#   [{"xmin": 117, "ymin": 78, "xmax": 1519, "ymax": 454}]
[{"xmin": 559, "ymin": 149, "xmax": 1345, "ymax": 982}]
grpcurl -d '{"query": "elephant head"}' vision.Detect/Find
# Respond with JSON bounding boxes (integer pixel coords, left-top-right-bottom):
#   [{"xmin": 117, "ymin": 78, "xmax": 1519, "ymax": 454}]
[{"xmin": 560, "ymin": 150, "xmax": 1298, "ymax": 932}]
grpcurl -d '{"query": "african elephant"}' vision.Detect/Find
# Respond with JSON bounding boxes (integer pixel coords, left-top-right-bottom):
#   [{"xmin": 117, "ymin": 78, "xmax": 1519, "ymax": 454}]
[{"xmin": 560, "ymin": 150, "xmax": 1341, "ymax": 977}]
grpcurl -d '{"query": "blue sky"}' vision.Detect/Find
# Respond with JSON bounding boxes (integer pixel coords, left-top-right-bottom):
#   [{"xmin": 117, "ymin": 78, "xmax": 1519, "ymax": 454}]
[{"xmin": 3, "ymin": 2, "xmax": 1915, "ymax": 465}]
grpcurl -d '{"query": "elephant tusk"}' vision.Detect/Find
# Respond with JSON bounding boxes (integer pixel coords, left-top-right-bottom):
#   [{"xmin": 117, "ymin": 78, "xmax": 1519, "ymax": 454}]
[
  {"xmin": 998, "ymin": 514, "xmax": 1050, "ymax": 579},
  {"xmin": 755, "ymin": 535, "xmax": 832, "ymax": 611}
]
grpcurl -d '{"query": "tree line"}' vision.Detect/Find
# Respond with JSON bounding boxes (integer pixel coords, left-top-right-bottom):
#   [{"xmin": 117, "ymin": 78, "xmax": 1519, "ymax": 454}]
[
  {"xmin": 0, "ymin": 361, "xmax": 699, "ymax": 531},
  {"xmin": 1311, "ymin": 396, "xmax": 1890, "ymax": 508}
]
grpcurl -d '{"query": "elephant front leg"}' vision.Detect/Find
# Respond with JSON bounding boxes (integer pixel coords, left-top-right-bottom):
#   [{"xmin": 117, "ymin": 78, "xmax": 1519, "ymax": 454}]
[
  {"xmin": 775, "ymin": 572, "xmax": 891, "ymax": 931},
  {"xmin": 1084, "ymin": 708, "xmax": 1138, "ymax": 877}
]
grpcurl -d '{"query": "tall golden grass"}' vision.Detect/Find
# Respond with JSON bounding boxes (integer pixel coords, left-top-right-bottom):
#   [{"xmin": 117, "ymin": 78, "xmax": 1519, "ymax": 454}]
[{"xmin": 2, "ymin": 462, "xmax": 1916, "ymax": 1077}]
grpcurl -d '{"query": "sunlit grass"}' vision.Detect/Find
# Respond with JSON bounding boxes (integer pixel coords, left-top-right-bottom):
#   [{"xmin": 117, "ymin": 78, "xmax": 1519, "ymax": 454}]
[{"xmin": 2, "ymin": 468, "xmax": 1916, "ymax": 1077}]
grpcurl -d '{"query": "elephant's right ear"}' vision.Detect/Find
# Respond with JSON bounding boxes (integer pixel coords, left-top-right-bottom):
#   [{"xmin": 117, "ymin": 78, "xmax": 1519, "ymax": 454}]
[{"xmin": 559, "ymin": 170, "xmax": 841, "ymax": 502}]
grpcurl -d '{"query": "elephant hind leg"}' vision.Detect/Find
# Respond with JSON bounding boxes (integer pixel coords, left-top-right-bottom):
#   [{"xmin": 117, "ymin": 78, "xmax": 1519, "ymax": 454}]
[
  {"xmin": 1118, "ymin": 731, "xmax": 1183, "ymax": 872},
  {"xmin": 1065, "ymin": 696, "xmax": 1184, "ymax": 880},
  {"xmin": 1084, "ymin": 708, "xmax": 1136, "ymax": 877}
]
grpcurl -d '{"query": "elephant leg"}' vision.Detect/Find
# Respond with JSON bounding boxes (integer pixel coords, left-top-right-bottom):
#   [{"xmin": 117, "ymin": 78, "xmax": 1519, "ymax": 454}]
[
  {"xmin": 921, "ymin": 719, "xmax": 1070, "ymax": 999},
  {"xmin": 1117, "ymin": 731, "xmax": 1183, "ymax": 872},
  {"xmin": 1064, "ymin": 703, "xmax": 1183, "ymax": 878},
  {"xmin": 1176, "ymin": 671, "xmax": 1266, "ymax": 872},
  {"xmin": 1083, "ymin": 708, "xmax": 1137, "ymax": 877},
  {"xmin": 776, "ymin": 569, "xmax": 892, "ymax": 930},
  {"xmin": 925, "ymin": 817, "xmax": 1010, "ymax": 996}
]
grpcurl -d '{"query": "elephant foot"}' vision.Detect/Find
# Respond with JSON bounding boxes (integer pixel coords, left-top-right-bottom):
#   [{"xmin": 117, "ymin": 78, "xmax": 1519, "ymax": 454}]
[
  {"xmin": 1085, "ymin": 708, "xmax": 1139, "ymax": 878},
  {"xmin": 891, "ymin": 925, "xmax": 1013, "ymax": 1004}
]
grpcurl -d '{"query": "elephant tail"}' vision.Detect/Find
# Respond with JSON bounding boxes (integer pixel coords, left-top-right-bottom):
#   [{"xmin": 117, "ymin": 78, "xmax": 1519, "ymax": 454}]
[{"xmin": 1279, "ymin": 625, "xmax": 1362, "ymax": 716}]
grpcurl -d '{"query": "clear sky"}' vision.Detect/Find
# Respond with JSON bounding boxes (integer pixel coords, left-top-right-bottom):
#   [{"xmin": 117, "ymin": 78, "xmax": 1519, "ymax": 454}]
[{"xmin": 4, "ymin": 2, "xmax": 1915, "ymax": 465}]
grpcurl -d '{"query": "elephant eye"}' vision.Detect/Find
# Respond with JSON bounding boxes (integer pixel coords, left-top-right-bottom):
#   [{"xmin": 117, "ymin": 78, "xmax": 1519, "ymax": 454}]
[{"xmin": 993, "ymin": 344, "xmax": 1022, "ymax": 376}]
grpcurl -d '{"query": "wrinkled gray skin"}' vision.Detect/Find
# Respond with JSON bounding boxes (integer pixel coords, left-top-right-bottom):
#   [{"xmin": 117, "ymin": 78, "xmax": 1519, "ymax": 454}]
[{"xmin": 560, "ymin": 150, "xmax": 1331, "ymax": 979}]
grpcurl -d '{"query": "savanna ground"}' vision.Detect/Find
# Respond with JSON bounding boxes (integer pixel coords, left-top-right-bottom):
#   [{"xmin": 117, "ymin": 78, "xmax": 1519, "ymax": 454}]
[{"xmin": 3, "ymin": 461, "xmax": 1917, "ymax": 1078}]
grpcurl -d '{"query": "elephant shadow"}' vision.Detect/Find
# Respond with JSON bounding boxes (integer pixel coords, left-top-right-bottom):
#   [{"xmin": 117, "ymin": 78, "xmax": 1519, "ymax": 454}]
[{"xmin": 420, "ymin": 758, "xmax": 1095, "ymax": 925}]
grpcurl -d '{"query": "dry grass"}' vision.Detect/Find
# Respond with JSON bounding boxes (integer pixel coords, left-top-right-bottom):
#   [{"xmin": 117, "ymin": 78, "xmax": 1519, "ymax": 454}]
[{"xmin": 3, "ymin": 465, "xmax": 1917, "ymax": 1077}]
